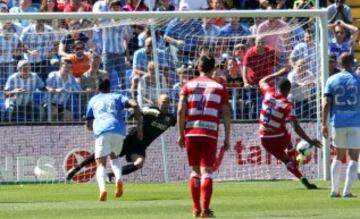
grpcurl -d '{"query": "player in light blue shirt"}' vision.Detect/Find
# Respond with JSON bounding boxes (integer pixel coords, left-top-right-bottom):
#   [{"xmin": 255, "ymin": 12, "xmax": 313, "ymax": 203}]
[
  {"xmin": 324, "ymin": 70, "xmax": 360, "ymax": 128},
  {"xmin": 86, "ymin": 92, "xmax": 128, "ymax": 137},
  {"xmin": 322, "ymin": 53, "xmax": 360, "ymax": 198},
  {"xmin": 86, "ymin": 78, "xmax": 143, "ymax": 201}
]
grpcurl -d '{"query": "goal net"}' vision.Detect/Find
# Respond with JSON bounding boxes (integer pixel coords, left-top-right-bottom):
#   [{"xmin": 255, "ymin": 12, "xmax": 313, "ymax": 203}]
[{"xmin": 0, "ymin": 10, "xmax": 328, "ymax": 183}]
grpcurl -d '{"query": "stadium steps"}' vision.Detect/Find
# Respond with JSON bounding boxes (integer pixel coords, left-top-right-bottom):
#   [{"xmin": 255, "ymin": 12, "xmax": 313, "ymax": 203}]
[{"xmin": 348, "ymin": 1, "xmax": 360, "ymax": 60}]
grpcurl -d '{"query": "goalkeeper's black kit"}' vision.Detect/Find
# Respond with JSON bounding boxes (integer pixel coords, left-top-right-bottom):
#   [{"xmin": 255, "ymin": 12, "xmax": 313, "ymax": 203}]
[{"xmin": 66, "ymin": 106, "xmax": 176, "ymax": 180}]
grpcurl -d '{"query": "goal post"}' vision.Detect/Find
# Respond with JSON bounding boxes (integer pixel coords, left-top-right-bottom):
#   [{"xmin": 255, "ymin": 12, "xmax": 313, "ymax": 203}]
[{"xmin": 0, "ymin": 9, "xmax": 329, "ymax": 184}]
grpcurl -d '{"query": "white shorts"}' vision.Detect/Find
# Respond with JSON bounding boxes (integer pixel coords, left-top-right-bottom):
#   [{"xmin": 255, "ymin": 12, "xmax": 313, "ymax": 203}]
[
  {"xmin": 94, "ymin": 132, "xmax": 125, "ymax": 159},
  {"xmin": 332, "ymin": 127, "xmax": 360, "ymax": 149}
]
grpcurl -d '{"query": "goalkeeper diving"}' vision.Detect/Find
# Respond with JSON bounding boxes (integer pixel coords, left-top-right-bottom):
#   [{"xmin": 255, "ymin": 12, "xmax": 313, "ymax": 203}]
[{"xmin": 66, "ymin": 94, "xmax": 176, "ymax": 181}]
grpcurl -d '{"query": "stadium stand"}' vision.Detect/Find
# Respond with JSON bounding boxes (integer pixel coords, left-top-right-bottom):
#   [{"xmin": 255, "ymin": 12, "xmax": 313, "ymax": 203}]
[
  {"xmin": 0, "ymin": 0, "xmax": 360, "ymax": 123},
  {"xmin": 348, "ymin": 0, "xmax": 360, "ymax": 60}
]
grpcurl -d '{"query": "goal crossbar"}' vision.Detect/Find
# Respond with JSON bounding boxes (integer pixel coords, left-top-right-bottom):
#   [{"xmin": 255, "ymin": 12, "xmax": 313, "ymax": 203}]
[{"xmin": 0, "ymin": 9, "xmax": 328, "ymax": 20}]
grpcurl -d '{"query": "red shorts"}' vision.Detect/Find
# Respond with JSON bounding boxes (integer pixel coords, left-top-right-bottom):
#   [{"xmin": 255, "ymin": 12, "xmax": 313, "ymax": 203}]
[
  {"xmin": 185, "ymin": 136, "xmax": 217, "ymax": 167},
  {"xmin": 261, "ymin": 134, "xmax": 291, "ymax": 162}
]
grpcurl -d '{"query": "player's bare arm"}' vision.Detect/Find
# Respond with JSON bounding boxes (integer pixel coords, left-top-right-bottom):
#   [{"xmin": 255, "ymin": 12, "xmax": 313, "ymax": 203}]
[
  {"xmin": 177, "ymin": 94, "xmax": 187, "ymax": 148},
  {"xmin": 86, "ymin": 120, "xmax": 94, "ymax": 131},
  {"xmin": 290, "ymin": 118, "xmax": 321, "ymax": 148},
  {"xmin": 222, "ymin": 104, "xmax": 231, "ymax": 151},
  {"xmin": 258, "ymin": 66, "xmax": 290, "ymax": 89},
  {"xmin": 321, "ymin": 96, "xmax": 332, "ymax": 138}
]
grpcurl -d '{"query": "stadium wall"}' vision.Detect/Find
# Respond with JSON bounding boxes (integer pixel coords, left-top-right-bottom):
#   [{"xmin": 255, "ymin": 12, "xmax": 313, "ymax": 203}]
[{"xmin": 0, "ymin": 123, "xmax": 320, "ymax": 183}]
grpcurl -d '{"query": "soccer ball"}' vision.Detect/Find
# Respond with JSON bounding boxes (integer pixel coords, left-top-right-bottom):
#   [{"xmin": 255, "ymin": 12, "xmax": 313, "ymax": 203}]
[
  {"xmin": 296, "ymin": 140, "xmax": 314, "ymax": 166},
  {"xmin": 296, "ymin": 140, "xmax": 314, "ymax": 157}
]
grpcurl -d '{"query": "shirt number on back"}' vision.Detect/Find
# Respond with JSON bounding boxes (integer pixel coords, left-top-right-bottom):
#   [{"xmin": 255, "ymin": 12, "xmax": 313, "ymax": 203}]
[
  {"xmin": 196, "ymin": 95, "xmax": 205, "ymax": 112},
  {"xmin": 263, "ymin": 108, "xmax": 272, "ymax": 124},
  {"xmin": 334, "ymin": 85, "xmax": 358, "ymax": 106}
]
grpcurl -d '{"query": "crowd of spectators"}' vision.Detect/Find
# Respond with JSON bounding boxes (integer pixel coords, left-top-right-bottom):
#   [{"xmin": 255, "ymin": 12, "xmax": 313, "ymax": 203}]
[{"xmin": 0, "ymin": 0, "xmax": 358, "ymax": 122}]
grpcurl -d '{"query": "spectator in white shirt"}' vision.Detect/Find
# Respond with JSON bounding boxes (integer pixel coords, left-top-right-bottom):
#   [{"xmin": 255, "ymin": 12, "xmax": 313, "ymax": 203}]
[{"xmin": 4, "ymin": 60, "xmax": 45, "ymax": 122}]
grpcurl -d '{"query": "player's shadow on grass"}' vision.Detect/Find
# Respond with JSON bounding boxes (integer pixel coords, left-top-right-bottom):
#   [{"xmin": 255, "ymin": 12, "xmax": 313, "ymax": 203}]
[{"xmin": 295, "ymin": 187, "xmax": 327, "ymax": 191}]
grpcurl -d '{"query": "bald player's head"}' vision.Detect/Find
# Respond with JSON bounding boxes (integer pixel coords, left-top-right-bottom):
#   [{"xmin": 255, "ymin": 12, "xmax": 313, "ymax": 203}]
[{"xmin": 157, "ymin": 94, "xmax": 170, "ymax": 113}]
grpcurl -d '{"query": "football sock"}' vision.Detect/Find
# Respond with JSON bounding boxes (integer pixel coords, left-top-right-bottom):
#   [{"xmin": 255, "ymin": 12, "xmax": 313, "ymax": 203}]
[
  {"xmin": 96, "ymin": 165, "xmax": 106, "ymax": 192},
  {"xmin": 201, "ymin": 173, "xmax": 213, "ymax": 211},
  {"xmin": 79, "ymin": 154, "xmax": 95, "ymax": 168},
  {"xmin": 343, "ymin": 160, "xmax": 358, "ymax": 195},
  {"xmin": 190, "ymin": 173, "xmax": 201, "ymax": 212},
  {"xmin": 110, "ymin": 158, "xmax": 122, "ymax": 183},
  {"xmin": 286, "ymin": 160, "xmax": 303, "ymax": 178},
  {"xmin": 122, "ymin": 163, "xmax": 139, "ymax": 175},
  {"xmin": 331, "ymin": 159, "xmax": 341, "ymax": 193}
]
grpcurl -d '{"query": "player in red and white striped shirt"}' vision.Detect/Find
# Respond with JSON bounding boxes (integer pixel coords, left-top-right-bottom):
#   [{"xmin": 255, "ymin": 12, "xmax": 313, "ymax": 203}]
[
  {"xmin": 177, "ymin": 55, "xmax": 231, "ymax": 218},
  {"xmin": 259, "ymin": 67, "xmax": 321, "ymax": 189}
]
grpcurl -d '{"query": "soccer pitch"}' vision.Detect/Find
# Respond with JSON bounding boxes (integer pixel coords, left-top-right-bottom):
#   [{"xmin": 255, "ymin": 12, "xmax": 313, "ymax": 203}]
[{"xmin": 0, "ymin": 181, "xmax": 359, "ymax": 219}]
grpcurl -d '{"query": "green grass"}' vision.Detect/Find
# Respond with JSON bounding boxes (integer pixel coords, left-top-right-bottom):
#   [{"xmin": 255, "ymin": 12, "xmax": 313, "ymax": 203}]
[{"xmin": 0, "ymin": 181, "xmax": 359, "ymax": 219}]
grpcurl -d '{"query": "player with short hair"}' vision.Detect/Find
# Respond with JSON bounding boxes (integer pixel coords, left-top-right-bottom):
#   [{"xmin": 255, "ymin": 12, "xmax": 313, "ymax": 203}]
[
  {"xmin": 322, "ymin": 52, "xmax": 360, "ymax": 198},
  {"xmin": 66, "ymin": 94, "xmax": 176, "ymax": 180},
  {"xmin": 86, "ymin": 78, "xmax": 143, "ymax": 201},
  {"xmin": 177, "ymin": 54, "xmax": 231, "ymax": 218},
  {"xmin": 258, "ymin": 66, "xmax": 321, "ymax": 190}
]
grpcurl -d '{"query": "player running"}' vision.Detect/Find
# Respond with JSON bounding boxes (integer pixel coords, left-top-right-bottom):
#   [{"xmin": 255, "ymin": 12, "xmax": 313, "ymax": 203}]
[
  {"xmin": 85, "ymin": 78, "xmax": 143, "ymax": 201},
  {"xmin": 66, "ymin": 94, "xmax": 176, "ymax": 181},
  {"xmin": 258, "ymin": 66, "xmax": 321, "ymax": 189}
]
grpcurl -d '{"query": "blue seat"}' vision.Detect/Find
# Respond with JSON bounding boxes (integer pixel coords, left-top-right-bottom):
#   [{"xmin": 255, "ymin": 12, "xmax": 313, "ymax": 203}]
[
  {"xmin": 33, "ymin": 91, "xmax": 47, "ymax": 105},
  {"xmin": 110, "ymin": 69, "xmax": 119, "ymax": 91},
  {"xmin": 0, "ymin": 92, "xmax": 5, "ymax": 111},
  {"xmin": 125, "ymin": 69, "xmax": 133, "ymax": 91},
  {"xmin": 0, "ymin": 92, "xmax": 5, "ymax": 121}
]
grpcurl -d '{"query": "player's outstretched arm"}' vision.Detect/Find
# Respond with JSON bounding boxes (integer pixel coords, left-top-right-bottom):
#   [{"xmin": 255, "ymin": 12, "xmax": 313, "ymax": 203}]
[
  {"xmin": 258, "ymin": 66, "xmax": 290, "ymax": 88},
  {"xmin": 290, "ymin": 118, "xmax": 321, "ymax": 147}
]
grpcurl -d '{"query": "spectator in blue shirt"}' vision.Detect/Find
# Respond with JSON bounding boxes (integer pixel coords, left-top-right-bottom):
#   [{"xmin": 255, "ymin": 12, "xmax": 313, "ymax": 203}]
[
  {"xmin": 4, "ymin": 59, "xmax": 44, "ymax": 122},
  {"xmin": 0, "ymin": 21, "xmax": 22, "ymax": 89},
  {"xmin": 219, "ymin": 18, "xmax": 251, "ymax": 37},
  {"xmin": 20, "ymin": 19, "xmax": 56, "ymax": 82},
  {"xmin": 328, "ymin": 20, "xmax": 358, "ymax": 59},
  {"xmin": 10, "ymin": 0, "xmax": 38, "ymax": 28},
  {"xmin": 290, "ymin": 30, "xmax": 317, "ymax": 74},
  {"xmin": 93, "ymin": 0, "xmax": 131, "ymax": 90},
  {"xmin": 58, "ymin": 20, "xmax": 90, "ymax": 58},
  {"xmin": 164, "ymin": 17, "xmax": 204, "ymax": 64},
  {"xmin": 201, "ymin": 18, "xmax": 221, "ymax": 45},
  {"xmin": 328, "ymin": 0, "xmax": 353, "ymax": 24},
  {"xmin": 131, "ymin": 37, "xmax": 168, "ymax": 98},
  {"xmin": 46, "ymin": 57, "xmax": 80, "ymax": 121}
]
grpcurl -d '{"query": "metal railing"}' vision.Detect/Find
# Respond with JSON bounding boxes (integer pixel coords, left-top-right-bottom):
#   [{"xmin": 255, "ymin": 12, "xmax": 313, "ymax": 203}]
[{"xmin": 0, "ymin": 88, "xmax": 318, "ymax": 124}]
